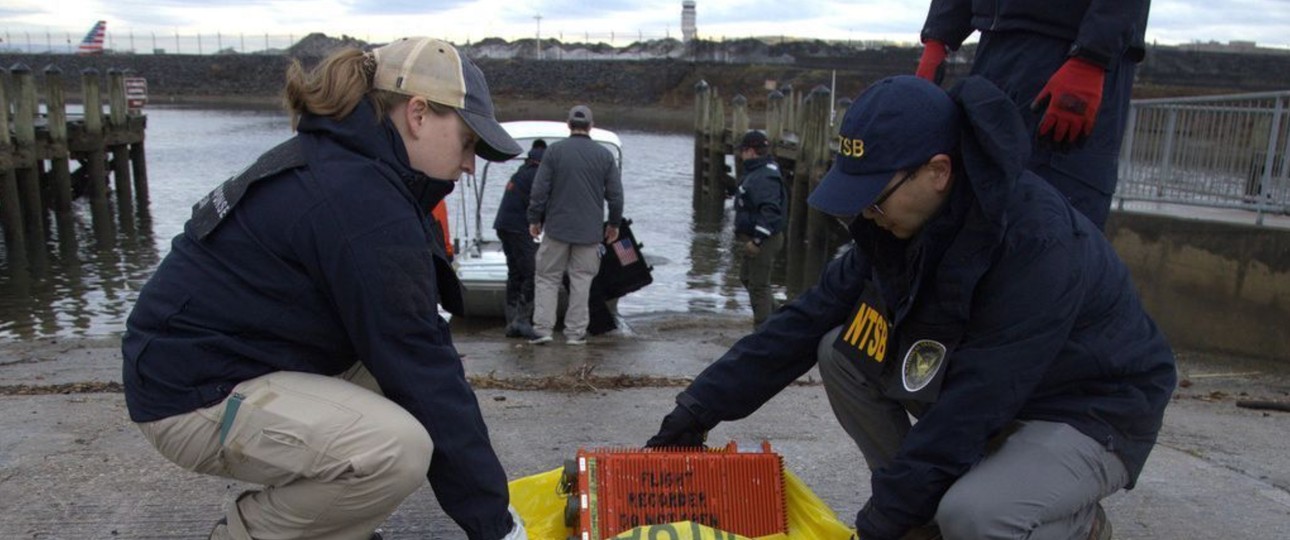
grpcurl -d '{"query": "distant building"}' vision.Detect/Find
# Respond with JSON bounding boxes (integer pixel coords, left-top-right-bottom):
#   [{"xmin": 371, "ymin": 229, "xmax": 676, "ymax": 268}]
[
  {"xmin": 682, "ymin": 1, "xmax": 697, "ymax": 43},
  {"xmin": 1177, "ymin": 39, "xmax": 1289, "ymax": 55}
]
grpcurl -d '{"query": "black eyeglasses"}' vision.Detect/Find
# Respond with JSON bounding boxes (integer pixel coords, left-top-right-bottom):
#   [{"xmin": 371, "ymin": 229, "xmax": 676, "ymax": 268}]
[{"xmin": 867, "ymin": 168, "xmax": 918, "ymax": 217}]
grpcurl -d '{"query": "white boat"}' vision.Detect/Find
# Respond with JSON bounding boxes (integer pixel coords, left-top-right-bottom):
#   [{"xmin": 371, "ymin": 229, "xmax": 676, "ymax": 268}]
[{"xmin": 451, "ymin": 121, "xmax": 625, "ymax": 318}]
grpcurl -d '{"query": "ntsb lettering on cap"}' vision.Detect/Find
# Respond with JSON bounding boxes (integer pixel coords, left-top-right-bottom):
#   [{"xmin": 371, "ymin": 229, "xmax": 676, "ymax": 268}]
[{"xmin": 838, "ymin": 136, "xmax": 865, "ymax": 158}]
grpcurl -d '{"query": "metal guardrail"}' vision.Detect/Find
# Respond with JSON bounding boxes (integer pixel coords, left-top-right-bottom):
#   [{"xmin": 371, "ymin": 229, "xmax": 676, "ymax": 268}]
[{"xmin": 1116, "ymin": 90, "xmax": 1290, "ymax": 225}]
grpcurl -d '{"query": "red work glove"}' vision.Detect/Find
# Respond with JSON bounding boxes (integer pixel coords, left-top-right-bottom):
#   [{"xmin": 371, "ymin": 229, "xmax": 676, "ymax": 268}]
[
  {"xmin": 915, "ymin": 39, "xmax": 948, "ymax": 85},
  {"xmin": 1032, "ymin": 57, "xmax": 1105, "ymax": 148}
]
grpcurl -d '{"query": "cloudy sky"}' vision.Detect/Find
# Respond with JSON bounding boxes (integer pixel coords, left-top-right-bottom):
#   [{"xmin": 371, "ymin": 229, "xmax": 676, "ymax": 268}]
[{"xmin": 2, "ymin": 0, "xmax": 1287, "ymax": 50}]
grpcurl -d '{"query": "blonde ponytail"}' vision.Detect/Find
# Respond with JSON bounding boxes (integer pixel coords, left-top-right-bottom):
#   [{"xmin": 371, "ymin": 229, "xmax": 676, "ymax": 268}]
[{"xmin": 282, "ymin": 48, "xmax": 407, "ymax": 130}]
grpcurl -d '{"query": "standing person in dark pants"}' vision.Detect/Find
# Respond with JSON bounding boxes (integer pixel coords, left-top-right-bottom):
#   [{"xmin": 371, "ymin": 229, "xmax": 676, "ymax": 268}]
[
  {"xmin": 733, "ymin": 130, "xmax": 786, "ymax": 327},
  {"xmin": 915, "ymin": 0, "xmax": 1151, "ymax": 229},
  {"xmin": 493, "ymin": 140, "xmax": 546, "ymax": 338}
]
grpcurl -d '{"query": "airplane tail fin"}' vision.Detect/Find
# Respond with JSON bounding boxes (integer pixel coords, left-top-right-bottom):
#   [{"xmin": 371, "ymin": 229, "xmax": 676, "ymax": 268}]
[{"xmin": 77, "ymin": 20, "xmax": 106, "ymax": 55}]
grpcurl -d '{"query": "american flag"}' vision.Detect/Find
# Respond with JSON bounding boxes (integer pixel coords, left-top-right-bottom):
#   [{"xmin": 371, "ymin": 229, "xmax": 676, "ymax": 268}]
[
  {"xmin": 77, "ymin": 21, "xmax": 106, "ymax": 55},
  {"xmin": 612, "ymin": 238, "xmax": 639, "ymax": 265}
]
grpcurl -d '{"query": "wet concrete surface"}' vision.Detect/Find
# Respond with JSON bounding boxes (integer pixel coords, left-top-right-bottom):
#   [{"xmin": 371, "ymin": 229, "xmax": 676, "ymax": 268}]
[{"xmin": 1, "ymin": 314, "xmax": 1288, "ymax": 539}]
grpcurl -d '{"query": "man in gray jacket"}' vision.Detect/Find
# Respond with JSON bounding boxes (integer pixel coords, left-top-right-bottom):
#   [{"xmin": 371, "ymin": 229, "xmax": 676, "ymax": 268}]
[{"xmin": 527, "ymin": 105, "xmax": 624, "ymax": 345}]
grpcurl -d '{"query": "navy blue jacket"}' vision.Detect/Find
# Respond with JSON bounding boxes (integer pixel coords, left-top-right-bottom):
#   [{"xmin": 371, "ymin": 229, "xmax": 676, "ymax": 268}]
[
  {"xmin": 922, "ymin": 0, "xmax": 1150, "ymax": 67},
  {"xmin": 122, "ymin": 100, "xmax": 513, "ymax": 540},
  {"xmin": 734, "ymin": 156, "xmax": 786, "ymax": 241},
  {"xmin": 494, "ymin": 160, "xmax": 539, "ymax": 233},
  {"xmin": 672, "ymin": 78, "xmax": 1175, "ymax": 539}
]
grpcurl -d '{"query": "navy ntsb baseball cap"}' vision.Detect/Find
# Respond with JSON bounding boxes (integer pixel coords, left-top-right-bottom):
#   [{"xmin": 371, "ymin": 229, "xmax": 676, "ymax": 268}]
[{"xmin": 808, "ymin": 75, "xmax": 960, "ymax": 217}]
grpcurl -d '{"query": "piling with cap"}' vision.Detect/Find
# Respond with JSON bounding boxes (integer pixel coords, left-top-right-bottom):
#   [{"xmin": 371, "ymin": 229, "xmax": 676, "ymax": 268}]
[
  {"xmin": 693, "ymin": 80, "xmax": 711, "ymax": 212},
  {"xmin": 799, "ymin": 85, "xmax": 835, "ymax": 292},
  {"xmin": 108, "ymin": 68, "xmax": 135, "ymax": 229},
  {"xmin": 0, "ymin": 66, "xmax": 29, "ymax": 266},
  {"xmin": 81, "ymin": 68, "xmax": 114, "ymax": 243},
  {"xmin": 13, "ymin": 64, "xmax": 47, "ymax": 251},
  {"xmin": 704, "ymin": 89, "xmax": 726, "ymax": 214},
  {"xmin": 126, "ymin": 70, "xmax": 150, "ymax": 210}
]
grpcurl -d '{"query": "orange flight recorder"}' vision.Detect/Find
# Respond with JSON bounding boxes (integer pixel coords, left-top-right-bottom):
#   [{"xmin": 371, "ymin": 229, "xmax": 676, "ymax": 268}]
[{"xmin": 560, "ymin": 441, "xmax": 788, "ymax": 540}]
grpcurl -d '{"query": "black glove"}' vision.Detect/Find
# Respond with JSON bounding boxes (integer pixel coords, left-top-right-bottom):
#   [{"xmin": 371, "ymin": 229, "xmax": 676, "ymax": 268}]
[{"xmin": 645, "ymin": 404, "xmax": 709, "ymax": 448}]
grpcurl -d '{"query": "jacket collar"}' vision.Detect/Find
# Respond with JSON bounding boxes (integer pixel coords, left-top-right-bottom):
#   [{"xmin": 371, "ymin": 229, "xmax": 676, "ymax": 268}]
[
  {"xmin": 949, "ymin": 76, "xmax": 1029, "ymax": 229},
  {"xmin": 742, "ymin": 155, "xmax": 776, "ymax": 172},
  {"xmin": 295, "ymin": 98, "xmax": 455, "ymax": 208},
  {"xmin": 297, "ymin": 99, "xmax": 412, "ymax": 173}
]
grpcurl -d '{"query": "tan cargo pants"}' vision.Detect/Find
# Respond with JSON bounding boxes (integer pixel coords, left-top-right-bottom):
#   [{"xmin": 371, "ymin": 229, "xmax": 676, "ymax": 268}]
[
  {"xmin": 136, "ymin": 364, "xmax": 433, "ymax": 539},
  {"xmin": 533, "ymin": 237, "xmax": 602, "ymax": 341}
]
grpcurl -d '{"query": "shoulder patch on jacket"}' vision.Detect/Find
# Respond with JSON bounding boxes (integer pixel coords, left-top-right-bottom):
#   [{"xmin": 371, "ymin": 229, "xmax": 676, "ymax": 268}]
[{"xmin": 189, "ymin": 138, "xmax": 306, "ymax": 240}]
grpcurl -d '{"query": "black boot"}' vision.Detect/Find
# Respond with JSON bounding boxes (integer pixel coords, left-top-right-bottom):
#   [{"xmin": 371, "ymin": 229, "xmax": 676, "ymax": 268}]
[
  {"xmin": 504, "ymin": 301, "xmax": 524, "ymax": 338},
  {"xmin": 512, "ymin": 300, "xmax": 539, "ymax": 339}
]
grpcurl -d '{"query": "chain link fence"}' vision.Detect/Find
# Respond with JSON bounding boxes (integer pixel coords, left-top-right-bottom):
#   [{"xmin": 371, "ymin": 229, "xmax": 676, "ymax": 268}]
[{"xmin": 1, "ymin": 30, "xmax": 316, "ymax": 55}]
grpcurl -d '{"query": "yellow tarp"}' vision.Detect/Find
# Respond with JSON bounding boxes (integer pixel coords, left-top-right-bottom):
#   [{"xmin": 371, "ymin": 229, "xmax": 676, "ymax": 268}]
[{"xmin": 508, "ymin": 466, "xmax": 856, "ymax": 540}]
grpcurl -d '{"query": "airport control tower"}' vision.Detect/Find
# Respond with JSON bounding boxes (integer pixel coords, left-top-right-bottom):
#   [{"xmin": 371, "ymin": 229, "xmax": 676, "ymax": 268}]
[{"xmin": 682, "ymin": 1, "xmax": 697, "ymax": 42}]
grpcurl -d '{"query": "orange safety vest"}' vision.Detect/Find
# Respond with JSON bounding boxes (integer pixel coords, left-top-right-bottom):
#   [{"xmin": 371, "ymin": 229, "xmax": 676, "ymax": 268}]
[{"xmin": 431, "ymin": 200, "xmax": 453, "ymax": 258}]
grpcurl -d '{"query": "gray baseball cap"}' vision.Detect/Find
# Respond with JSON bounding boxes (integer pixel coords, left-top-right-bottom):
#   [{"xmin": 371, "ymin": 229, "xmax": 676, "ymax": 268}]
[{"xmin": 567, "ymin": 104, "xmax": 594, "ymax": 124}]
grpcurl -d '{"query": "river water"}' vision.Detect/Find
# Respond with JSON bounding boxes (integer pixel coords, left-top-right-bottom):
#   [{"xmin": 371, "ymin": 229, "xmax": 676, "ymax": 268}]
[{"xmin": 0, "ymin": 105, "xmax": 755, "ymax": 341}]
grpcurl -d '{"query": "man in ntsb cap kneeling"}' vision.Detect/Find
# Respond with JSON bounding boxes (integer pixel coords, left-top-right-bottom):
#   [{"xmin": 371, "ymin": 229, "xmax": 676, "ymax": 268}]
[{"xmin": 645, "ymin": 75, "xmax": 1177, "ymax": 540}]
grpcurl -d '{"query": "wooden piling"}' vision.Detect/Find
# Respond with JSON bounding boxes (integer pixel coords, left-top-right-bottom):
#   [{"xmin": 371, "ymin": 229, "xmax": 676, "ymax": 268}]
[
  {"xmin": 108, "ymin": 69, "xmax": 135, "ymax": 229},
  {"xmin": 834, "ymin": 98, "xmax": 853, "ymax": 135},
  {"xmin": 128, "ymin": 76, "xmax": 150, "ymax": 209},
  {"xmin": 130, "ymin": 138, "xmax": 150, "ymax": 212},
  {"xmin": 81, "ymin": 68, "xmax": 114, "ymax": 242},
  {"xmin": 731, "ymin": 95, "xmax": 749, "ymax": 140},
  {"xmin": 799, "ymin": 85, "xmax": 834, "ymax": 291},
  {"xmin": 43, "ymin": 66, "xmax": 75, "ymax": 215},
  {"xmin": 704, "ymin": 89, "xmax": 726, "ymax": 213},
  {"xmin": 12, "ymin": 64, "xmax": 47, "ymax": 251},
  {"xmin": 782, "ymin": 88, "xmax": 809, "ymax": 295},
  {"xmin": 0, "ymin": 66, "xmax": 29, "ymax": 266},
  {"xmin": 731, "ymin": 94, "xmax": 749, "ymax": 189},
  {"xmin": 693, "ymin": 80, "xmax": 710, "ymax": 212},
  {"xmin": 0, "ymin": 63, "xmax": 151, "ymax": 270},
  {"xmin": 779, "ymin": 85, "xmax": 796, "ymax": 136},
  {"xmin": 766, "ymin": 90, "xmax": 784, "ymax": 143},
  {"xmin": 44, "ymin": 64, "xmax": 79, "ymax": 254}
]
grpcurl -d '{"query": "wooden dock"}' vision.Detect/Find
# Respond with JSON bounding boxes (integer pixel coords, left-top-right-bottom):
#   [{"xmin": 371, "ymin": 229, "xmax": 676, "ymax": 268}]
[
  {"xmin": 1, "ymin": 63, "xmax": 148, "ymax": 269},
  {"xmin": 692, "ymin": 80, "xmax": 850, "ymax": 297}
]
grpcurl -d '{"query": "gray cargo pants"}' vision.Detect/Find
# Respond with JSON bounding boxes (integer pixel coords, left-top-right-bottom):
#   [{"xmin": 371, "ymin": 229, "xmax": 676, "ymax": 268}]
[{"xmin": 816, "ymin": 326, "xmax": 1129, "ymax": 540}]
